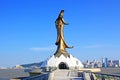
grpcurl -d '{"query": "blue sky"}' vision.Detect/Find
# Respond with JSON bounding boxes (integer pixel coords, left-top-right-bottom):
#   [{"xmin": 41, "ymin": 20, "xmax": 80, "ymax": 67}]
[{"xmin": 0, "ymin": 0, "xmax": 120, "ymax": 67}]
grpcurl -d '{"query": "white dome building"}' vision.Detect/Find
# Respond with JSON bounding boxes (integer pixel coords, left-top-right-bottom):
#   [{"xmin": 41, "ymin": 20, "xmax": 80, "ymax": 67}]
[{"xmin": 41, "ymin": 53, "xmax": 83, "ymax": 70}]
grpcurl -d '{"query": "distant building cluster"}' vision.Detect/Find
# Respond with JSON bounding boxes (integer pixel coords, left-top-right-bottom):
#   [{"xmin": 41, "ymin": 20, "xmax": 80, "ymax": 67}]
[
  {"xmin": 102, "ymin": 58, "xmax": 120, "ymax": 68},
  {"xmin": 83, "ymin": 59, "xmax": 102, "ymax": 68},
  {"xmin": 83, "ymin": 58, "xmax": 120, "ymax": 68}
]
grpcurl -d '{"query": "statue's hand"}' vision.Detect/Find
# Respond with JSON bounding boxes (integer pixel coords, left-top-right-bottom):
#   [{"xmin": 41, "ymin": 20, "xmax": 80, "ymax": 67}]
[
  {"xmin": 69, "ymin": 46, "xmax": 74, "ymax": 48},
  {"xmin": 65, "ymin": 23, "xmax": 69, "ymax": 25}
]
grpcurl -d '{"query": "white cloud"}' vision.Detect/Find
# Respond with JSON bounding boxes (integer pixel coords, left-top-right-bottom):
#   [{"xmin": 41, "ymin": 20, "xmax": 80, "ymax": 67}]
[{"xmin": 30, "ymin": 46, "xmax": 56, "ymax": 51}]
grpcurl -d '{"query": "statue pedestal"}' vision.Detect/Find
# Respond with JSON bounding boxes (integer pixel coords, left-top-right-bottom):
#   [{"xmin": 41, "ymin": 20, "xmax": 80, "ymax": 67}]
[
  {"xmin": 41, "ymin": 53, "xmax": 83, "ymax": 70},
  {"xmin": 54, "ymin": 49, "xmax": 70, "ymax": 58}
]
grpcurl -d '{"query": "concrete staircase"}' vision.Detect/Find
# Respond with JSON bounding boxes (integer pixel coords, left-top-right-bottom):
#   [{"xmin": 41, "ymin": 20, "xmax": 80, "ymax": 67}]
[
  {"xmin": 54, "ymin": 70, "xmax": 70, "ymax": 80},
  {"xmin": 48, "ymin": 69, "xmax": 83, "ymax": 80}
]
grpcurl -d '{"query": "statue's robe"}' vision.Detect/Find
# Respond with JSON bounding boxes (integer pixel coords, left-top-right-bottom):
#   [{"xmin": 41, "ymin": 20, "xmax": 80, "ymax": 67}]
[{"xmin": 54, "ymin": 10, "xmax": 72, "ymax": 57}]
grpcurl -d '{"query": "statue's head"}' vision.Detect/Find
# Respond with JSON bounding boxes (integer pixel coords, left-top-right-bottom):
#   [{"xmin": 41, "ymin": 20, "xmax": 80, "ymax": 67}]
[
  {"xmin": 59, "ymin": 10, "xmax": 64, "ymax": 18},
  {"xmin": 61, "ymin": 10, "xmax": 64, "ymax": 13}
]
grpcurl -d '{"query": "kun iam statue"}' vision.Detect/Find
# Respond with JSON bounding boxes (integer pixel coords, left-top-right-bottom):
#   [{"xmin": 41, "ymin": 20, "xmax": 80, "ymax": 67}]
[{"xmin": 54, "ymin": 10, "xmax": 73, "ymax": 57}]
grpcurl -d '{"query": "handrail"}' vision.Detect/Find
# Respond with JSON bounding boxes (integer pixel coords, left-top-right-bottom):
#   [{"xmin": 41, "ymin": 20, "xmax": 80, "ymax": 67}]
[
  {"xmin": 94, "ymin": 72, "xmax": 120, "ymax": 77},
  {"xmin": 22, "ymin": 73, "xmax": 49, "ymax": 80},
  {"xmin": 83, "ymin": 71, "xmax": 120, "ymax": 80}
]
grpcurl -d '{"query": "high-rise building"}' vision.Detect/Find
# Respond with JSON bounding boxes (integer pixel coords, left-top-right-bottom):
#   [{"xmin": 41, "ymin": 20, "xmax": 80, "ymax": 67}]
[
  {"xmin": 105, "ymin": 58, "xmax": 108, "ymax": 67},
  {"xmin": 108, "ymin": 60, "xmax": 113, "ymax": 67},
  {"xmin": 102, "ymin": 58, "xmax": 105, "ymax": 67},
  {"xmin": 113, "ymin": 60, "xmax": 120, "ymax": 67}
]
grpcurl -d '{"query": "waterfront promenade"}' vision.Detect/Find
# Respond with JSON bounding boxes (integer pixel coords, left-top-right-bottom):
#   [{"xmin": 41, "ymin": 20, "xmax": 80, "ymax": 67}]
[{"xmin": 1, "ymin": 68, "xmax": 120, "ymax": 80}]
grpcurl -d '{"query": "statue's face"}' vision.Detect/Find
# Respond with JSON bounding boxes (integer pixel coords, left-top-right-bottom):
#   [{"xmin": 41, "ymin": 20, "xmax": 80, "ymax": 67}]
[
  {"xmin": 61, "ymin": 12, "xmax": 64, "ymax": 16},
  {"xmin": 59, "ymin": 10, "xmax": 64, "ymax": 18},
  {"xmin": 60, "ymin": 10, "xmax": 64, "ymax": 15}
]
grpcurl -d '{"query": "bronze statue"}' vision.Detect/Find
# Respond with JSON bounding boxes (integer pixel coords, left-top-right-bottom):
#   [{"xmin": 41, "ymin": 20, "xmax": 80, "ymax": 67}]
[{"xmin": 54, "ymin": 10, "xmax": 73, "ymax": 57}]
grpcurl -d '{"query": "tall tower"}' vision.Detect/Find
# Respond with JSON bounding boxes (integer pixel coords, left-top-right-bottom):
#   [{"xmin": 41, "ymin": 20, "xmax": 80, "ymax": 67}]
[
  {"xmin": 102, "ymin": 58, "xmax": 105, "ymax": 67},
  {"xmin": 105, "ymin": 58, "xmax": 108, "ymax": 67}
]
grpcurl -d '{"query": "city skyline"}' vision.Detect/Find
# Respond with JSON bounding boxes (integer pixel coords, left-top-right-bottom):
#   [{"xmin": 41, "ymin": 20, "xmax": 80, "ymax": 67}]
[{"xmin": 0, "ymin": 0, "xmax": 120, "ymax": 67}]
